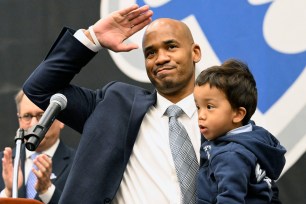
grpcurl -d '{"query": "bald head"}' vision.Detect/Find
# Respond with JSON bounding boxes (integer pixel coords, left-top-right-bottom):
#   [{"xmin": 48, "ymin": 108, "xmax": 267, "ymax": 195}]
[{"xmin": 142, "ymin": 18, "xmax": 194, "ymax": 48}]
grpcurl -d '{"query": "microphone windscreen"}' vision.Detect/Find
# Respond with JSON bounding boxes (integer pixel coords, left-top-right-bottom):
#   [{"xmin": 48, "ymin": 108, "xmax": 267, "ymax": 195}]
[{"xmin": 50, "ymin": 93, "xmax": 67, "ymax": 110}]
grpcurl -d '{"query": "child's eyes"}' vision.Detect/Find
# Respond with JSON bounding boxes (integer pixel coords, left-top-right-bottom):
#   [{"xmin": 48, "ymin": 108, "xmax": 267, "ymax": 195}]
[{"xmin": 207, "ymin": 105, "xmax": 214, "ymax": 109}]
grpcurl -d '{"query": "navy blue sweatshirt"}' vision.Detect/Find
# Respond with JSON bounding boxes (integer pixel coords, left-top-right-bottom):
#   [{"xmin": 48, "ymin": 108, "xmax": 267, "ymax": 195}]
[{"xmin": 197, "ymin": 123, "xmax": 286, "ymax": 204}]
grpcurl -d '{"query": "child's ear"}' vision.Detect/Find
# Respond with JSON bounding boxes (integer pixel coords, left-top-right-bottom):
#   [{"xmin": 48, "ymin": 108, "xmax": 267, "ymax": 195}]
[{"xmin": 233, "ymin": 107, "xmax": 246, "ymax": 124}]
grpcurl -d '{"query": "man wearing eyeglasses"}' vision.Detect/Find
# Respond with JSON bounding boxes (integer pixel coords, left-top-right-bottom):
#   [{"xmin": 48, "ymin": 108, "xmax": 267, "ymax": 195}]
[{"xmin": 0, "ymin": 90, "xmax": 76, "ymax": 204}]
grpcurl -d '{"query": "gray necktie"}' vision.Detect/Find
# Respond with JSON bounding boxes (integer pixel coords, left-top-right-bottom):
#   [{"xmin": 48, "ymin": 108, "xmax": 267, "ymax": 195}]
[{"xmin": 166, "ymin": 105, "xmax": 199, "ymax": 204}]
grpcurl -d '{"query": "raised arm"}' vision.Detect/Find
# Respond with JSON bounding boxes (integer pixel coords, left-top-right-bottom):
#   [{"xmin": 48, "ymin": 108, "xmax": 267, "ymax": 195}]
[
  {"xmin": 84, "ymin": 4, "xmax": 153, "ymax": 52},
  {"xmin": 23, "ymin": 4, "xmax": 153, "ymax": 133}
]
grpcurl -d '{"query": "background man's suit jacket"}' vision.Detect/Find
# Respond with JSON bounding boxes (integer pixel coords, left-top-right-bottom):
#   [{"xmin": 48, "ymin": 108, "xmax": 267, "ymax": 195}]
[{"xmin": 0, "ymin": 140, "xmax": 75, "ymax": 204}]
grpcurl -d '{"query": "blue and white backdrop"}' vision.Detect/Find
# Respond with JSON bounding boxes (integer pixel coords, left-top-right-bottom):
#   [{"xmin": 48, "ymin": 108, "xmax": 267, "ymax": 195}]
[
  {"xmin": 102, "ymin": 0, "xmax": 306, "ymax": 174},
  {"xmin": 101, "ymin": 1, "xmax": 306, "ymax": 203},
  {"xmin": 0, "ymin": 0, "xmax": 305, "ymax": 203}
]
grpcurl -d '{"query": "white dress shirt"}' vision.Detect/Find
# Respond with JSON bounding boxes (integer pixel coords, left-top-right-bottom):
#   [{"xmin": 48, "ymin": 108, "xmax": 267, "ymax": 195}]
[{"xmin": 113, "ymin": 93, "xmax": 201, "ymax": 204}]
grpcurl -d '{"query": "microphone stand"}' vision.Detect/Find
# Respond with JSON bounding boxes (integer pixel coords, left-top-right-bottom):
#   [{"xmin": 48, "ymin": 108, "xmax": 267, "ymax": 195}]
[{"xmin": 12, "ymin": 129, "xmax": 25, "ymax": 198}]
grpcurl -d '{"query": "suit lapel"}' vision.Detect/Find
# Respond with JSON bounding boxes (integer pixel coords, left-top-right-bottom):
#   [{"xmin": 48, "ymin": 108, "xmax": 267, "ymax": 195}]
[
  {"xmin": 51, "ymin": 141, "xmax": 70, "ymax": 181},
  {"xmin": 124, "ymin": 90, "xmax": 157, "ymax": 163}
]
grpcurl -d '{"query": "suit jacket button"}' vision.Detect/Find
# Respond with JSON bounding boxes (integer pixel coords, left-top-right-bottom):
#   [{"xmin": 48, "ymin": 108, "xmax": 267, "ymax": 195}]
[{"xmin": 104, "ymin": 198, "xmax": 111, "ymax": 204}]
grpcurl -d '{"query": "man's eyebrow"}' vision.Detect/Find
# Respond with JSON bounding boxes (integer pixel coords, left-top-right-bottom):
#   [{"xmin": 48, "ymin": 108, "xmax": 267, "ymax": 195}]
[
  {"xmin": 164, "ymin": 39, "xmax": 179, "ymax": 44},
  {"xmin": 144, "ymin": 39, "xmax": 179, "ymax": 52}
]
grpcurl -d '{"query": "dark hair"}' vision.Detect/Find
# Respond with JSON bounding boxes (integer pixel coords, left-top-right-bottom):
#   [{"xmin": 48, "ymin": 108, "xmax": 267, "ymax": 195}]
[{"xmin": 195, "ymin": 59, "xmax": 257, "ymax": 125}]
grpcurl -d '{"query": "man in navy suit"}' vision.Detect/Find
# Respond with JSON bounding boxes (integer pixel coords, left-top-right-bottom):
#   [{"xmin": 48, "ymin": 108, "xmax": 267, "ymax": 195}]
[
  {"xmin": 22, "ymin": 4, "xmax": 281, "ymax": 204},
  {"xmin": 0, "ymin": 90, "xmax": 75, "ymax": 204},
  {"xmin": 23, "ymin": 4, "xmax": 201, "ymax": 204}
]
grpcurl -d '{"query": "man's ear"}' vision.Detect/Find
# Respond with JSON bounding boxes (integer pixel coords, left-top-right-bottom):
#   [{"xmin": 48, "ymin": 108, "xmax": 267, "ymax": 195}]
[
  {"xmin": 233, "ymin": 107, "xmax": 246, "ymax": 124},
  {"xmin": 192, "ymin": 43, "xmax": 201, "ymax": 63}
]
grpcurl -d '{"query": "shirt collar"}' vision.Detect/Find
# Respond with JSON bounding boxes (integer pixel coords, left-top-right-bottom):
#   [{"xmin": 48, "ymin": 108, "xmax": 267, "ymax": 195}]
[
  {"xmin": 26, "ymin": 138, "xmax": 60, "ymax": 159},
  {"xmin": 155, "ymin": 92, "xmax": 196, "ymax": 118},
  {"xmin": 226, "ymin": 122, "xmax": 253, "ymax": 136}
]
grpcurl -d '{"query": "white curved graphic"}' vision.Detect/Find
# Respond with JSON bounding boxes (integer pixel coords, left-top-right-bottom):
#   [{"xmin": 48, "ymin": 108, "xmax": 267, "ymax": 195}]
[{"xmin": 263, "ymin": 0, "xmax": 306, "ymax": 53}]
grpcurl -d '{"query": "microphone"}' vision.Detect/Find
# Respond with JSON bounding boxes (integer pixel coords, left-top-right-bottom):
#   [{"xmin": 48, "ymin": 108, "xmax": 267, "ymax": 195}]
[{"xmin": 25, "ymin": 93, "xmax": 67, "ymax": 151}]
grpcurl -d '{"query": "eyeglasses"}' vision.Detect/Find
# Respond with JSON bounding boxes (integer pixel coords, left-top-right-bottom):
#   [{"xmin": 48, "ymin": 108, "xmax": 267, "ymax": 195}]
[{"xmin": 18, "ymin": 113, "xmax": 44, "ymax": 122}]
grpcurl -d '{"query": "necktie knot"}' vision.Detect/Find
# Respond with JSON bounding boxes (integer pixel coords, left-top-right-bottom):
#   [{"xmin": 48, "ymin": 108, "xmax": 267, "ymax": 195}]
[
  {"xmin": 30, "ymin": 152, "xmax": 40, "ymax": 170},
  {"xmin": 166, "ymin": 105, "xmax": 183, "ymax": 118},
  {"xmin": 30, "ymin": 152, "xmax": 40, "ymax": 160}
]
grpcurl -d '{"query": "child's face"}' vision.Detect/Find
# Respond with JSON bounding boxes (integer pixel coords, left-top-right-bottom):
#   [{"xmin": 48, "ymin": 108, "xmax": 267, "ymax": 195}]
[{"xmin": 194, "ymin": 84, "xmax": 239, "ymax": 140}]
